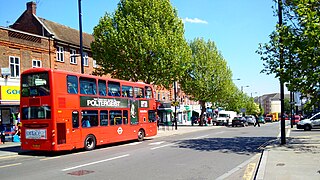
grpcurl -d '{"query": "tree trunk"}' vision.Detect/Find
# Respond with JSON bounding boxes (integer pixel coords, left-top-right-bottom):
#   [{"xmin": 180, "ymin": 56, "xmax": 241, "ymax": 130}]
[{"xmin": 199, "ymin": 100, "xmax": 206, "ymax": 126}]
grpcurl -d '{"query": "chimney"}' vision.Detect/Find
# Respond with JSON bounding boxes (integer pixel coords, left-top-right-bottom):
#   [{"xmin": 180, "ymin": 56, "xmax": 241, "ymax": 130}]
[{"xmin": 26, "ymin": 1, "xmax": 36, "ymax": 15}]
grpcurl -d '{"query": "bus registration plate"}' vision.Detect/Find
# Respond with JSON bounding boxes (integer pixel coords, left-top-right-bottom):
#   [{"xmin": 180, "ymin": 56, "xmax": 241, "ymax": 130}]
[{"xmin": 26, "ymin": 129, "xmax": 47, "ymax": 139}]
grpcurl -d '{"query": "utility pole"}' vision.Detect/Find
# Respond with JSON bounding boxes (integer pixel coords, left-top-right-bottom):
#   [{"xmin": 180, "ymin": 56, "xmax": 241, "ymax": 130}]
[
  {"xmin": 278, "ymin": 0, "xmax": 286, "ymax": 145},
  {"xmin": 78, "ymin": 0, "xmax": 84, "ymax": 74}
]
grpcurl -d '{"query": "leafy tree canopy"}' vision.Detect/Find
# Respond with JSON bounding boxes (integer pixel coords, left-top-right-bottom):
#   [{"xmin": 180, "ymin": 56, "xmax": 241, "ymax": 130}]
[
  {"xmin": 91, "ymin": 0, "xmax": 191, "ymax": 87},
  {"xmin": 257, "ymin": 0, "xmax": 320, "ymax": 107}
]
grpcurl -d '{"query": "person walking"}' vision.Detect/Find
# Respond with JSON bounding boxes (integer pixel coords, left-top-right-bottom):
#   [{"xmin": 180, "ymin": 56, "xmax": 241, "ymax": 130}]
[{"xmin": 254, "ymin": 114, "xmax": 260, "ymax": 127}]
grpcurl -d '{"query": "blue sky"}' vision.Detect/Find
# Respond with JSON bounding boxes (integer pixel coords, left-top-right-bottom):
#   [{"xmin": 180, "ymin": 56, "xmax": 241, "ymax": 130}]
[{"xmin": 0, "ymin": 0, "xmax": 286, "ymax": 96}]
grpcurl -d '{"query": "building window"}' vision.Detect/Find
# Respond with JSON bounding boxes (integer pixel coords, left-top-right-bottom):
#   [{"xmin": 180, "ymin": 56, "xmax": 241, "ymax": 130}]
[
  {"xmin": 32, "ymin": 60, "xmax": 42, "ymax": 68},
  {"xmin": 70, "ymin": 49, "xmax": 77, "ymax": 64},
  {"xmin": 9, "ymin": 56, "xmax": 20, "ymax": 78},
  {"xmin": 93, "ymin": 60, "xmax": 97, "ymax": 68},
  {"xmin": 83, "ymin": 52, "xmax": 88, "ymax": 66},
  {"xmin": 56, "ymin": 46, "xmax": 64, "ymax": 62}
]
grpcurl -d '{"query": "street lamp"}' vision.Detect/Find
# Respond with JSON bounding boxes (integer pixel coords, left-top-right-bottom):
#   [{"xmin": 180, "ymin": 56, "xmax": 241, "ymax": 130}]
[
  {"xmin": 241, "ymin": 85, "xmax": 249, "ymax": 92},
  {"xmin": 232, "ymin": 78, "xmax": 241, "ymax": 81},
  {"xmin": 78, "ymin": 0, "xmax": 84, "ymax": 74},
  {"xmin": 251, "ymin": 92, "xmax": 257, "ymax": 97}
]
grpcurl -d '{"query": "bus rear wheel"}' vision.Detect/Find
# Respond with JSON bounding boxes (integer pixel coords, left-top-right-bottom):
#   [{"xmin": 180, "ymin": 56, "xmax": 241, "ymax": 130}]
[
  {"xmin": 84, "ymin": 135, "xmax": 96, "ymax": 151},
  {"xmin": 138, "ymin": 129, "xmax": 145, "ymax": 141}
]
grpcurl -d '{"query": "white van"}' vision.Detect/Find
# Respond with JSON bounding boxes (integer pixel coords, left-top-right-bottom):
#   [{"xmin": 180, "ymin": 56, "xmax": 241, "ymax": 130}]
[
  {"xmin": 297, "ymin": 112, "xmax": 320, "ymax": 131},
  {"xmin": 216, "ymin": 111, "xmax": 237, "ymax": 126}
]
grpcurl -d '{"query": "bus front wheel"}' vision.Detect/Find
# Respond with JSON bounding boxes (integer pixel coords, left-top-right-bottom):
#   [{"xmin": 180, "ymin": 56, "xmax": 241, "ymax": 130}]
[
  {"xmin": 84, "ymin": 135, "xmax": 96, "ymax": 151},
  {"xmin": 138, "ymin": 129, "xmax": 145, "ymax": 141}
]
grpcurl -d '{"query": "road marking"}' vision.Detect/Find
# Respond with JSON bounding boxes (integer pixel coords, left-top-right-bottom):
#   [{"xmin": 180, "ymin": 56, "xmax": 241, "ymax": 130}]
[
  {"xmin": 40, "ymin": 156, "xmax": 61, "ymax": 161},
  {"xmin": 216, "ymin": 154, "xmax": 260, "ymax": 180},
  {"xmin": 243, "ymin": 162, "xmax": 256, "ymax": 180},
  {"xmin": 277, "ymin": 128, "xmax": 291, "ymax": 138},
  {"xmin": 149, "ymin": 141, "xmax": 165, "ymax": 145},
  {"xmin": 0, "ymin": 155, "xmax": 20, "ymax": 160},
  {"xmin": 150, "ymin": 143, "xmax": 174, "ymax": 150},
  {"xmin": 195, "ymin": 134, "xmax": 209, "ymax": 139},
  {"xmin": 214, "ymin": 131, "xmax": 224, "ymax": 135},
  {"xmin": 0, "ymin": 163, "xmax": 21, "ymax": 169},
  {"xmin": 62, "ymin": 154, "xmax": 130, "ymax": 171},
  {"xmin": 126, "ymin": 142, "xmax": 142, "ymax": 146}
]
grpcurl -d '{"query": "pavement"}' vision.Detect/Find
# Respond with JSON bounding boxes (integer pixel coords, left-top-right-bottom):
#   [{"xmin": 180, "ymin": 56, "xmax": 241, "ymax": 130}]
[{"xmin": 1, "ymin": 125, "xmax": 319, "ymax": 180}]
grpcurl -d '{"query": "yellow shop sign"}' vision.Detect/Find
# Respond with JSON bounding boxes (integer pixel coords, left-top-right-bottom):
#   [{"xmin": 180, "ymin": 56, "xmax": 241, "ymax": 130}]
[{"xmin": 1, "ymin": 86, "xmax": 20, "ymax": 100}]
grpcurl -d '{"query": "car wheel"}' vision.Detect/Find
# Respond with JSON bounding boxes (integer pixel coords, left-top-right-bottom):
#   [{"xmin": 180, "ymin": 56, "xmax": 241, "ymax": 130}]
[{"xmin": 304, "ymin": 125, "xmax": 311, "ymax": 131}]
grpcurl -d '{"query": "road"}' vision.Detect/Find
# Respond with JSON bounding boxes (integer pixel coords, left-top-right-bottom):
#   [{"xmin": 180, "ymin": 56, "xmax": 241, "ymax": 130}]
[{"xmin": 0, "ymin": 123, "xmax": 281, "ymax": 180}]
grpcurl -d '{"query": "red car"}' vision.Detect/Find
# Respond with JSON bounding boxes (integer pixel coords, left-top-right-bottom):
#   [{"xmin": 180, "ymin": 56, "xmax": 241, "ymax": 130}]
[{"xmin": 292, "ymin": 115, "xmax": 301, "ymax": 124}]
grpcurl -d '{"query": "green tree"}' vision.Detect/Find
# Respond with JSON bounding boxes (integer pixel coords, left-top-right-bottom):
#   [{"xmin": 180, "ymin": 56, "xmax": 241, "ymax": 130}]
[
  {"xmin": 180, "ymin": 38, "xmax": 233, "ymax": 125},
  {"xmin": 91, "ymin": 0, "xmax": 191, "ymax": 87},
  {"xmin": 257, "ymin": 0, "xmax": 320, "ymax": 108},
  {"xmin": 284, "ymin": 98, "xmax": 291, "ymax": 114}
]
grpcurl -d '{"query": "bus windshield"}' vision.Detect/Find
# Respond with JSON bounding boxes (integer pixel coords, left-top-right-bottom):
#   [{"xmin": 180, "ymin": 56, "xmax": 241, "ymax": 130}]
[{"xmin": 21, "ymin": 72, "xmax": 50, "ymax": 96}]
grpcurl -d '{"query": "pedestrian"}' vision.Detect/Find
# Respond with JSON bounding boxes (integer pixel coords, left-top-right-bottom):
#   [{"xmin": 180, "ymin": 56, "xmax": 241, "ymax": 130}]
[
  {"xmin": 254, "ymin": 114, "xmax": 260, "ymax": 127},
  {"xmin": 0, "ymin": 124, "xmax": 5, "ymax": 144}
]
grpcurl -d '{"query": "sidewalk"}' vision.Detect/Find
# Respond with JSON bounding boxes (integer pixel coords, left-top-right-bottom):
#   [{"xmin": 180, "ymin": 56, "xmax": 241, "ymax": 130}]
[{"xmin": 256, "ymin": 132, "xmax": 320, "ymax": 179}]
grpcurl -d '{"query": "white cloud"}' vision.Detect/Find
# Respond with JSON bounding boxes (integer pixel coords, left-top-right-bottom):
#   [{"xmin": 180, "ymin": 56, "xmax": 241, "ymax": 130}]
[{"xmin": 182, "ymin": 17, "xmax": 208, "ymax": 24}]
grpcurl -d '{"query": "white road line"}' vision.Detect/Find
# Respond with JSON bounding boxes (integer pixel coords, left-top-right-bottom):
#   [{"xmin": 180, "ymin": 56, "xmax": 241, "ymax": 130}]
[
  {"xmin": 0, "ymin": 163, "xmax": 21, "ymax": 169},
  {"xmin": 40, "ymin": 156, "xmax": 61, "ymax": 161},
  {"xmin": 195, "ymin": 134, "xmax": 209, "ymax": 139},
  {"xmin": 216, "ymin": 154, "xmax": 260, "ymax": 180},
  {"xmin": 150, "ymin": 143, "xmax": 174, "ymax": 150},
  {"xmin": 214, "ymin": 131, "xmax": 224, "ymax": 135},
  {"xmin": 62, "ymin": 154, "xmax": 130, "ymax": 171},
  {"xmin": 126, "ymin": 142, "xmax": 142, "ymax": 146},
  {"xmin": 287, "ymin": 129, "xmax": 291, "ymax": 137},
  {"xmin": 149, "ymin": 141, "xmax": 165, "ymax": 145},
  {"xmin": 0, "ymin": 155, "xmax": 19, "ymax": 160},
  {"xmin": 277, "ymin": 128, "xmax": 291, "ymax": 138}
]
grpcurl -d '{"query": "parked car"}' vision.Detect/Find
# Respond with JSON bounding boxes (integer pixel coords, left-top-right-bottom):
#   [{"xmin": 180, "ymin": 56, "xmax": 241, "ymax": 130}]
[
  {"xmin": 232, "ymin": 116, "xmax": 248, "ymax": 127},
  {"xmin": 258, "ymin": 116, "xmax": 265, "ymax": 124},
  {"xmin": 264, "ymin": 114, "xmax": 273, "ymax": 123},
  {"xmin": 245, "ymin": 115, "xmax": 256, "ymax": 125},
  {"xmin": 297, "ymin": 112, "xmax": 320, "ymax": 131}
]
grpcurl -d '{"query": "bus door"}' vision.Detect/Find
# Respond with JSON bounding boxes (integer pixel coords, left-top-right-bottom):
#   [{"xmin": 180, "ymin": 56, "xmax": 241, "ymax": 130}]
[{"xmin": 69, "ymin": 111, "xmax": 81, "ymax": 147}]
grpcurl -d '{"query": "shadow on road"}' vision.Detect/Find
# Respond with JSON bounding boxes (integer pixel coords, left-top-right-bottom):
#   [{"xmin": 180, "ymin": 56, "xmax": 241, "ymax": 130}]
[{"xmin": 174, "ymin": 137, "xmax": 276, "ymax": 155}]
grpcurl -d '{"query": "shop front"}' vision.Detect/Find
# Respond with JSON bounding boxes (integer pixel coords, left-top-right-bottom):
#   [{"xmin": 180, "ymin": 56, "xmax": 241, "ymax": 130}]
[
  {"xmin": 0, "ymin": 86, "xmax": 20, "ymax": 133},
  {"xmin": 157, "ymin": 102, "xmax": 173, "ymax": 126}
]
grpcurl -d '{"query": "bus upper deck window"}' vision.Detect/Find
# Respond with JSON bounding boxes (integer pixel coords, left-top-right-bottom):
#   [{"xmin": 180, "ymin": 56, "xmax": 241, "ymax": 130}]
[
  {"xmin": 80, "ymin": 77, "xmax": 96, "ymax": 95},
  {"xmin": 67, "ymin": 75, "xmax": 78, "ymax": 94},
  {"xmin": 134, "ymin": 87, "xmax": 144, "ymax": 98},
  {"xmin": 145, "ymin": 86, "xmax": 152, "ymax": 99},
  {"xmin": 98, "ymin": 80, "xmax": 107, "ymax": 96},
  {"xmin": 108, "ymin": 81, "xmax": 120, "ymax": 97}
]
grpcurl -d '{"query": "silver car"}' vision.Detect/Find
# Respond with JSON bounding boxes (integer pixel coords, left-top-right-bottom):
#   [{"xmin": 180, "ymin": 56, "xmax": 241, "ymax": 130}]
[{"xmin": 245, "ymin": 115, "xmax": 256, "ymax": 125}]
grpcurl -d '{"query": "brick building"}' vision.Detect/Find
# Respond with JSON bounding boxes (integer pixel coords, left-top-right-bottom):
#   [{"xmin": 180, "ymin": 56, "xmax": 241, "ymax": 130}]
[{"xmin": 0, "ymin": 2, "xmax": 95, "ymax": 128}]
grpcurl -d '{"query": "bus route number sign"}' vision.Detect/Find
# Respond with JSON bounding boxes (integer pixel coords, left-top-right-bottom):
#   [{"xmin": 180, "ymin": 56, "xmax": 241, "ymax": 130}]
[{"xmin": 26, "ymin": 129, "xmax": 47, "ymax": 139}]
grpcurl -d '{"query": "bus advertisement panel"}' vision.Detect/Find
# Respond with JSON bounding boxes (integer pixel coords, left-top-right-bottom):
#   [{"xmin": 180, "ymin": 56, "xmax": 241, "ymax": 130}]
[{"xmin": 20, "ymin": 68, "xmax": 157, "ymax": 151}]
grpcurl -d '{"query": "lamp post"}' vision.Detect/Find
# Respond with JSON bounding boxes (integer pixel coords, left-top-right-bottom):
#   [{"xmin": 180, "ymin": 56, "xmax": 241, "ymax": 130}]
[
  {"xmin": 241, "ymin": 85, "xmax": 249, "ymax": 92},
  {"xmin": 251, "ymin": 92, "xmax": 257, "ymax": 98},
  {"xmin": 278, "ymin": 0, "xmax": 286, "ymax": 145},
  {"xmin": 78, "ymin": 0, "xmax": 84, "ymax": 74}
]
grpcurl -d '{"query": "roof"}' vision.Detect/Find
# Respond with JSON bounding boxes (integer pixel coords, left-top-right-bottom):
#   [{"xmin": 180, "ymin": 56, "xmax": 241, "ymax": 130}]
[{"xmin": 38, "ymin": 17, "xmax": 94, "ymax": 49}]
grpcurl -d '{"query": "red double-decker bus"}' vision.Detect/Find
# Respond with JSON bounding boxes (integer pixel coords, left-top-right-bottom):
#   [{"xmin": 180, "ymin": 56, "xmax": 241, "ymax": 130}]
[{"xmin": 20, "ymin": 68, "xmax": 157, "ymax": 151}]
